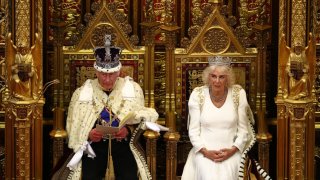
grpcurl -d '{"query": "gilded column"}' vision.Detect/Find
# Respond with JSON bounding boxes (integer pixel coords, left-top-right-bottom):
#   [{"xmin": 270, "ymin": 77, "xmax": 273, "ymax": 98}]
[
  {"xmin": 285, "ymin": 101, "xmax": 315, "ymax": 180},
  {"xmin": 14, "ymin": 0, "xmax": 30, "ymax": 47},
  {"xmin": 143, "ymin": 130, "xmax": 160, "ymax": 180},
  {"xmin": 160, "ymin": 2, "xmax": 181, "ymax": 177},
  {"xmin": 252, "ymin": 0, "xmax": 274, "ymax": 172},
  {"xmin": 276, "ymin": 1, "xmax": 290, "ymax": 179},
  {"xmin": 161, "ymin": 25, "xmax": 180, "ymax": 131},
  {"xmin": 164, "ymin": 132, "xmax": 180, "ymax": 180},
  {"xmin": 140, "ymin": 1, "xmax": 160, "ymax": 179},
  {"xmin": 291, "ymin": 0, "xmax": 307, "ymax": 46},
  {"xmin": 140, "ymin": 0, "xmax": 160, "ymax": 108},
  {"xmin": 276, "ymin": 0, "xmax": 316, "ymax": 178},
  {"xmin": 253, "ymin": 24, "xmax": 272, "ymax": 173},
  {"xmin": 4, "ymin": 0, "xmax": 49, "ymax": 178},
  {"xmin": 5, "ymin": 99, "xmax": 44, "ymax": 179},
  {"xmin": 48, "ymin": 0, "xmax": 68, "ymax": 167},
  {"xmin": 50, "ymin": 107, "xmax": 67, "ymax": 167}
]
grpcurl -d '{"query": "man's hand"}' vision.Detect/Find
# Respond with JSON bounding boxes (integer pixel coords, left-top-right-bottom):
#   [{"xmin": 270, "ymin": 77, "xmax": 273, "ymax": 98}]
[
  {"xmin": 88, "ymin": 128, "xmax": 103, "ymax": 142},
  {"xmin": 113, "ymin": 126, "xmax": 129, "ymax": 140}
]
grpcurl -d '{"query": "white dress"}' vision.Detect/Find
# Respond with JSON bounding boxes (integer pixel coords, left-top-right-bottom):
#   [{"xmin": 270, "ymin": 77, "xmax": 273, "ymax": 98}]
[{"xmin": 182, "ymin": 85, "xmax": 250, "ymax": 180}]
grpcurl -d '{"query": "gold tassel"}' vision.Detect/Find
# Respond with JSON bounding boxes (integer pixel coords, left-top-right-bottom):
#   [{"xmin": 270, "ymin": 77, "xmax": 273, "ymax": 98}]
[{"xmin": 106, "ymin": 136, "xmax": 115, "ymax": 180}]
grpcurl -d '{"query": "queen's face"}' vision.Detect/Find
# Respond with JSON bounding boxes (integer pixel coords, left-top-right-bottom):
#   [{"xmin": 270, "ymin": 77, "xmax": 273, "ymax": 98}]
[
  {"xmin": 209, "ymin": 68, "xmax": 227, "ymax": 92},
  {"xmin": 96, "ymin": 71, "xmax": 120, "ymax": 91}
]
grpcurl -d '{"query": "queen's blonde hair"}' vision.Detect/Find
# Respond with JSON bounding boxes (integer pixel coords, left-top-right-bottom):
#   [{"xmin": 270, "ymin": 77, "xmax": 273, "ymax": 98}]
[{"xmin": 202, "ymin": 65, "xmax": 235, "ymax": 88}]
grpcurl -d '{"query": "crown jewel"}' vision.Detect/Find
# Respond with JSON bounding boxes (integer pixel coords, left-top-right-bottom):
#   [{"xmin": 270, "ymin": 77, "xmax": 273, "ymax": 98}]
[
  {"xmin": 93, "ymin": 35, "xmax": 122, "ymax": 73},
  {"xmin": 208, "ymin": 56, "xmax": 232, "ymax": 67}
]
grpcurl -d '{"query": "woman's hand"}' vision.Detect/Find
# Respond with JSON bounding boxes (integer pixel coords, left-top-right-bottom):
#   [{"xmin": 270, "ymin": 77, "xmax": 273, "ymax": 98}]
[
  {"xmin": 200, "ymin": 148, "xmax": 223, "ymax": 161},
  {"xmin": 214, "ymin": 146, "xmax": 239, "ymax": 162},
  {"xmin": 89, "ymin": 128, "xmax": 103, "ymax": 142},
  {"xmin": 201, "ymin": 146, "xmax": 239, "ymax": 162}
]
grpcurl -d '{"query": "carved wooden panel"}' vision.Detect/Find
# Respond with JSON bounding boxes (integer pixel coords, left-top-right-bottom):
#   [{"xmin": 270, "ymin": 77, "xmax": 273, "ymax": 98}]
[
  {"xmin": 316, "ymin": 128, "xmax": 320, "ymax": 179},
  {"xmin": 316, "ymin": 45, "xmax": 320, "ymax": 113},
  {"xmin": 316, "ymin": 43, "xmax": 320, "ymax": 180},
  {"xmin": 154, "ymin": 52, "xmax": 166, "ymax": 119},
  {"xmin": 316, "ymin": 0, "xmax": 320, "ymax": 43},
  {"xmin": 0, "ymin": 146, "xmax": 4, "ymax": 179}
]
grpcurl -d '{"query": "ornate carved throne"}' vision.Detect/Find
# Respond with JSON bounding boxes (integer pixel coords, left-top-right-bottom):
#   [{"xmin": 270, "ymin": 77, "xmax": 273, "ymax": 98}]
[{"xmin": 173, "ymin": 4, "xmax": 260, "ymax": 178}]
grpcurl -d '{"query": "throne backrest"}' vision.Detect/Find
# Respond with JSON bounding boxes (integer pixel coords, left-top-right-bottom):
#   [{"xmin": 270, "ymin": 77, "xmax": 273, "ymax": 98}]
[
  {"xmin": 171, "ymin": 6, "xmax": 259, "ymax": 134},
  {"xmin": 60, "ymin": 0, "xmax": 148, "ymax": 108}
]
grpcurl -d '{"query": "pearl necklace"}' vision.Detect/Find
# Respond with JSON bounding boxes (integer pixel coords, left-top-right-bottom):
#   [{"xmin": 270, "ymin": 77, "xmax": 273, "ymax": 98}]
[{"xmin": 209, "ymin": 87, "xmax": 227, "ymax": 102}]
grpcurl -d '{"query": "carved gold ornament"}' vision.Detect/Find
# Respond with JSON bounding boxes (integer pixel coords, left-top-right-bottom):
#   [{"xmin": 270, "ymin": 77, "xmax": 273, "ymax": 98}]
[
  {"xmin": 278, "ymin": 33, "xmax": 316, "ymax": 100},
  {"xmin": 6, "ymin": 33, "xmax": 42, "ymax": 101},
  {"xmin": 202, "ymin": 27, "xmax": 230, "ymax": 54}
]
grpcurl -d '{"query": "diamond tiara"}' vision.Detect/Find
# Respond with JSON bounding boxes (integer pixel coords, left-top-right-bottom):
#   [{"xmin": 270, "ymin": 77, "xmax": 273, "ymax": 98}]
[{"xmin": 208, "ymin": 56, "xmax": 232, "ymax": 67}]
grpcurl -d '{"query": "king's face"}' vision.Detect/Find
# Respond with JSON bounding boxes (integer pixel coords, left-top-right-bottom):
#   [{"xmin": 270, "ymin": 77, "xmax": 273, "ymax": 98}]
[{"xmin": 96, "ymin": 71, "xmax": 120, "ymax": 91}]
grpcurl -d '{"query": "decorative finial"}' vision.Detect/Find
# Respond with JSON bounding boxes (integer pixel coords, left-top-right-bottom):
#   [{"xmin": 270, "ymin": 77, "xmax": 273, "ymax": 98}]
[{"xmin": 104, "ymin": 35, "xmax": 111, "ymax": 62}]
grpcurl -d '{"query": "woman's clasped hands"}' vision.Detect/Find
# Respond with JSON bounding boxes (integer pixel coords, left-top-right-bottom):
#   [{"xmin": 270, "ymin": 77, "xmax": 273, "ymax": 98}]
[{"xmin": 200, "ymin": 146, "xmax": 238, "ymax": 162}]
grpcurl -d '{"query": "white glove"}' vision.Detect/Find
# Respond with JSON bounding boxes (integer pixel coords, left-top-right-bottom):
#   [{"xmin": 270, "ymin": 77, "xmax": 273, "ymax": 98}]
[{"xmin": 145, "ymin": 121, "xmax": 169, "ymax": 132}]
